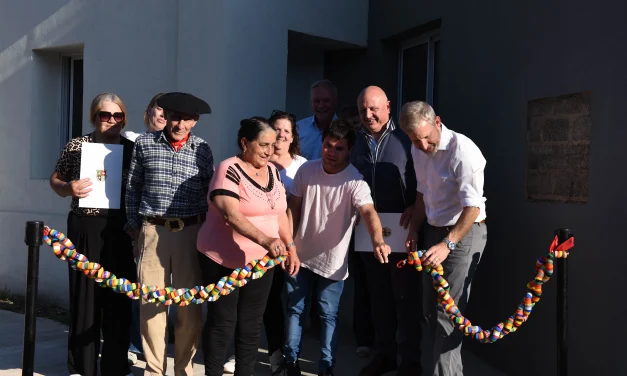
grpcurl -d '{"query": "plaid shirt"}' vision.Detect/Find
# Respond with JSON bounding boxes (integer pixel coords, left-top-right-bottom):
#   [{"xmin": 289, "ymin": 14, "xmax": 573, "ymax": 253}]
[{"xmin": 124, "ymin": 131, "xmax": 214, "ymax": 231}]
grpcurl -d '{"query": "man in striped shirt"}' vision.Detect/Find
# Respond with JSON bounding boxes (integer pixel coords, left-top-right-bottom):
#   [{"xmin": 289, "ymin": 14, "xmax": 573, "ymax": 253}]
[{"xmin": 125, "ymin": 92, "xmax": 214, "ymax": 376}]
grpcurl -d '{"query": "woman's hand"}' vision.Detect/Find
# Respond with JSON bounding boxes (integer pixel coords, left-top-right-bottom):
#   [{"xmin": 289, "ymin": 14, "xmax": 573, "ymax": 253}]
[
  {"xmin": 263, "ymin": 237, "xmax": 287, "ymax": 259},
  {"xmin": 66, "ymin": 178, "xmax": 93, "ymax": 198},
  {"xmin": 282, "ymin": 250, "xmax": 300, "ymax": 276}
]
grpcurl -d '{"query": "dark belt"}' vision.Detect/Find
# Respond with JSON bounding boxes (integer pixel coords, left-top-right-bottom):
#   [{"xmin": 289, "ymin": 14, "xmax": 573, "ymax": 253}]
[
  {"xmin": 431, "ymin": 219, "xmax": 486, "ymax": 231},
  {"xmin": 145, "ymin": 214, "xmax": 206, "ymax": 232}
]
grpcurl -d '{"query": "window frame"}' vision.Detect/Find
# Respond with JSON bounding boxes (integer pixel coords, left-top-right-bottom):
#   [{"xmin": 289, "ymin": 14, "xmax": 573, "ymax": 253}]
[
  {"xmin": 397, "ymin": 30, "xmax": 440, "ymax": 116},
  {"xmin": 59, "ymin": 54, "xmax": 83, "ymax": 152}
]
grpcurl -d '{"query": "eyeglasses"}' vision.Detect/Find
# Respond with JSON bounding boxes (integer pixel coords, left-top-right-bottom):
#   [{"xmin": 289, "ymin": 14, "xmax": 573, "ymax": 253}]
[
  {"xmin": 269, "ymin": 109, "xmax": 295, "ymax": 120},
  {"xmin": 98, "ymin": 111, "xmax": 125, "ymax": 123}
]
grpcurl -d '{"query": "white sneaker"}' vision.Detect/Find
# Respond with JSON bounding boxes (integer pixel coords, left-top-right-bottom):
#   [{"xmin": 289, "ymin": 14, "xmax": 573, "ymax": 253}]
[
  {"xmin": 127, "ymin": 351, "xmax": 138, "ymax": 365},
  {"xmin": 223, "ymin": 354, "xmax": 236, "ymax": 374}
]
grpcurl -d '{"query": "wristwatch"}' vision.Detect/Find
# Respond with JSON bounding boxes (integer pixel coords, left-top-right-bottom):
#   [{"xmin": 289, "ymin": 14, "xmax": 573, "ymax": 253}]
[{"xmin": 442, "ymin": 237, "xmax": 455, "ymax": 251}]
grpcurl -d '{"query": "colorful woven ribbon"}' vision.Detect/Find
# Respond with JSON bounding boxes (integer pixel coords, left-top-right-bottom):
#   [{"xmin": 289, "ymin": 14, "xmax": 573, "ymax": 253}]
[
  {"xmin": 43, "ymin": 225, "xmax": 574, "ymax": 343},
  {"xmin": 42, "ymin": 226, "xmax": 287, "ymax": 306},
  {"xmin": 396, "ymin": 235, "xmax": 575, "ymax": 343}
]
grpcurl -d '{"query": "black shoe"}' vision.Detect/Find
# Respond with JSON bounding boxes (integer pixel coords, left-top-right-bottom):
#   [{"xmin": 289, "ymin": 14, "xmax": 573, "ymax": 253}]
[
  {"xmin": 318, "ymin": 366, "xmax": 335, "ymax": 376},
  {"xmin": 359, "ymin": 353, "xmax": 398, "ymax": 376},
  {"xmin": 283, "ymin": 361, "xmax": 302, "ymax": 376},
  {"xmin": 269, "ymin": 349, "xmax": 285, "ymax": 375},
  {"xmin": 397, "ymin": 361, "xmax": 422, "ymax": 376}
]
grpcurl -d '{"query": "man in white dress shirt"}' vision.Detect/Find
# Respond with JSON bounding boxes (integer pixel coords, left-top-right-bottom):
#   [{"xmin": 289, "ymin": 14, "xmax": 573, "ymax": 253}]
[{"xmin": 399, "ymin": 101, "xmax": 488, "ymax": 376}]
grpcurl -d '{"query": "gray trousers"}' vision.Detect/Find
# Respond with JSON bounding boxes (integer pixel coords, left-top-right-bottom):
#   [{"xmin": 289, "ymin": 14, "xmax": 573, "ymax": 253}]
[{"xmin": 420, "ymin": 222, "xmax": 487, "ymax": 376}]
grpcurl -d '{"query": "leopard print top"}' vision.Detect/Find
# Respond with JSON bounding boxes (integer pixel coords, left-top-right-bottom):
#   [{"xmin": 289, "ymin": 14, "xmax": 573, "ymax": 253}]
[{"xmin": 54, "ymin": 133, "xmax": 135, "ymax": 217}]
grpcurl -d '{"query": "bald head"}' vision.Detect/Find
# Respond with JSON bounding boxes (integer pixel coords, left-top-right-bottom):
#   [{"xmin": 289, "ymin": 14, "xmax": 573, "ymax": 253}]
[
  {"xmin": 357, "ymin": 86, "xmax": 391, "ymax": 136},
  {"xmin": 358, "ymin": 86, "xmax": 388, "ymax": 102}
]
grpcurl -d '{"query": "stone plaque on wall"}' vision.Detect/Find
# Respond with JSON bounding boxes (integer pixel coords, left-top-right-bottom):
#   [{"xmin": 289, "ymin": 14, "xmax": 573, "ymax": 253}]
[{"xmin": 526, "ymin": 92, "xmax": 591, "ymax": 203}]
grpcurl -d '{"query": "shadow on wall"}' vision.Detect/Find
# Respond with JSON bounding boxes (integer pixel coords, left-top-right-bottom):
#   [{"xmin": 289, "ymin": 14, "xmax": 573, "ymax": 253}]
[
  {"xmin": 286, "ymin": 30, "xmax": 366, "ymax": 121},
  {"xmin": 0, "ymin": 0, "xmax": 86, "ymax": 86}
]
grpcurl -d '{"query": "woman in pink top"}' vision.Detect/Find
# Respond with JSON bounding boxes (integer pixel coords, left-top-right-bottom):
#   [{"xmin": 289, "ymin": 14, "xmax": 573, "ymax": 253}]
[{"xmin": 196, "ymin": 117, "xmax": 300, "ymax": 376}]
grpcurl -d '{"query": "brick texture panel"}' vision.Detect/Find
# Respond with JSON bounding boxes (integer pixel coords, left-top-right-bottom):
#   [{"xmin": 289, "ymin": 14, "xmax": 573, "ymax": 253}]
[{"xmin": 525, "ymin": 92, "xmax": 592, "ymax": 203}]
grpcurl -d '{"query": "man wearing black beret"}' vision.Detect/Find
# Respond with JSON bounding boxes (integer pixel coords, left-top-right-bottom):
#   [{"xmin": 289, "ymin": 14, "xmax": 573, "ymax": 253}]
[{"xmin": 125, "ymin": 92, "xmax": 214, "ymax": 376}]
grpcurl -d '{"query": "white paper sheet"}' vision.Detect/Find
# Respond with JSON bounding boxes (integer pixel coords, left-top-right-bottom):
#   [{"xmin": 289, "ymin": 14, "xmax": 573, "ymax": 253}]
[
  {"xmin": 354, "ymin": 212, "xmax": 409, "ymax": 253},
  {"xmin": 78, "ymin": 143, "xmax": 123, "ymax": 209}
]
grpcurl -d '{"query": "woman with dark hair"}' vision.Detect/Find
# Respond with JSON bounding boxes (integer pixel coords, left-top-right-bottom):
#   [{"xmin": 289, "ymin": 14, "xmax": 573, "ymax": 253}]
[
  {"xmin": 196, "ymin": 117, "xmax": 301, "ymax": 376},
  {"xmin": 249, "ymin": 110, "xmax": 309, "ymax": 373},
  {"xmin": 268, "ymin": 110, "xmax": 308, "ymax": 194},
  {"xmin": 223, "ymin": 111, "xmax": 308, "ymax": 373},
  {"xmin": 49, "ymin": 92, "xmax": 136, "ymax": 376}
]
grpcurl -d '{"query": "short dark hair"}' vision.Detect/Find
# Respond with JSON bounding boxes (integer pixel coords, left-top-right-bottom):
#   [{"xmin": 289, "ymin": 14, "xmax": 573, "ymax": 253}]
[
  {"xmin": 269, "ymin": 110, "xmax": 300, "ymax": 157},
  {"xmin": 237, "ymin": 116, "xmax": 274, "ymax": 150},
  {"xmin": 322, "ymin": 119, "xmax": 356, "ymax": 150}
]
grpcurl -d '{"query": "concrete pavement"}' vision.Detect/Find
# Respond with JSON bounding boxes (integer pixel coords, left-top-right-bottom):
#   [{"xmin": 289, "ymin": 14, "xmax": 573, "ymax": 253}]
[{"xmin": 0, "ymin": 307, "xmax": 506, "ymax": 375}]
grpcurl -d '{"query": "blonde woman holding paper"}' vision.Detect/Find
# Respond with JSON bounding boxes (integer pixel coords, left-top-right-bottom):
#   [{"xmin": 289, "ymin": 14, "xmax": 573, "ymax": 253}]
[{"xmin": 49, "ymin": 92, "xmax": 136, "ymax": 376}]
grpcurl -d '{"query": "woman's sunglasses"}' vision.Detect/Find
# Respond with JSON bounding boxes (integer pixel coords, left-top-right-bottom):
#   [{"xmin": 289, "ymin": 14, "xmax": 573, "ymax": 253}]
[{"xmin": 98, "ymin": 111, "xmax": 125, "ymax": 123}]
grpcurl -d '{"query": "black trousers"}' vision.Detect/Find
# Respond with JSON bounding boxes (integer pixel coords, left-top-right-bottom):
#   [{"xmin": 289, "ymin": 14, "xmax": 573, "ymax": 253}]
[
  {"xmin": 199, "ymin": 254, "xmax": 275, "ymax": 376},
  {"xmin": 349, "ymin": 240, "xmax": 375, "ymax": 347},
  {"xmin": 263, "ymin": 265, "xmax": 286, "ymax": 355},
  {"xmin": 66, "ymin": 212, "xmax": 135, "ymax": 376},
  {"xmin": 362, "ymin": 251, "xmax": 423, "ymax": 365}
]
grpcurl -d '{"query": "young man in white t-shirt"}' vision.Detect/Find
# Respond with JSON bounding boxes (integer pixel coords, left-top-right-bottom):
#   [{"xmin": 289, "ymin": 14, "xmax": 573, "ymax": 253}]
[{"xmin": 284, "ymin": 120, "xmax": 391, "ymax": 376}]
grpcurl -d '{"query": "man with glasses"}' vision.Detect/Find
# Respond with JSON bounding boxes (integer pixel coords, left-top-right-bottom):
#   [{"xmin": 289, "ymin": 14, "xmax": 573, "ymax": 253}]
[{"xmin": 125, "ymin": 92, "xmax": 214, "ymax": 376}]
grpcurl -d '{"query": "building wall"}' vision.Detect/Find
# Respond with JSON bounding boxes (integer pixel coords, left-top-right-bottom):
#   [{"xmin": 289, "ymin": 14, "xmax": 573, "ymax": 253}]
[
  {"xmin": 285, "ymin": 42, "xmax": 325, "ymax": 121},
  {"xmin": 0, "ymin": 0, "xmax": 367, "ymax": 303},
  {"xmin": 0, "ymin": 0, "xmax": 179, "ymax": 303},
  {"xmin": 359, "ymin": 0, "xmax": 627, "ymax": 375}
]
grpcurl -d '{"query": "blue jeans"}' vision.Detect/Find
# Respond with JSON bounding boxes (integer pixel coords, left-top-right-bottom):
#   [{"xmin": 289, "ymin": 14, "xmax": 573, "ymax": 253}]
[{"xmin": 284, "ymin": 267, "xmax": 344, "ymax": 371}]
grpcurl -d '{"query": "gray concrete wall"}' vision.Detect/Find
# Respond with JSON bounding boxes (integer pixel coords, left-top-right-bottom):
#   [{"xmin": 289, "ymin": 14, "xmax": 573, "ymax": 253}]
[
  {"xmin": 329, "ymin": 0, "xmax": 627, "ymax": 375},
  {"xmin": 0, "ymin": 0, "xmax": 368, "ymax": 304}
]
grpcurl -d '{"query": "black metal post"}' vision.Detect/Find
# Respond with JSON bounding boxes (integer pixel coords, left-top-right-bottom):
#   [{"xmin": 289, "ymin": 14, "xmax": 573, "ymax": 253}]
[
  {"xmin": 555, "ymin": 228, "xmax": 572, "ymax": 376},
  {"xmin": 23, "ymin": 221, "xmax": 43, "ymax": 376}
]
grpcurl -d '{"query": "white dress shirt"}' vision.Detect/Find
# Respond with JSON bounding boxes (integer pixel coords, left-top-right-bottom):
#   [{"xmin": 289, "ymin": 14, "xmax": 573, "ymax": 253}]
[{"xmin": 411, "ymin": 124, "xmax": 487, "ymax": 227}]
